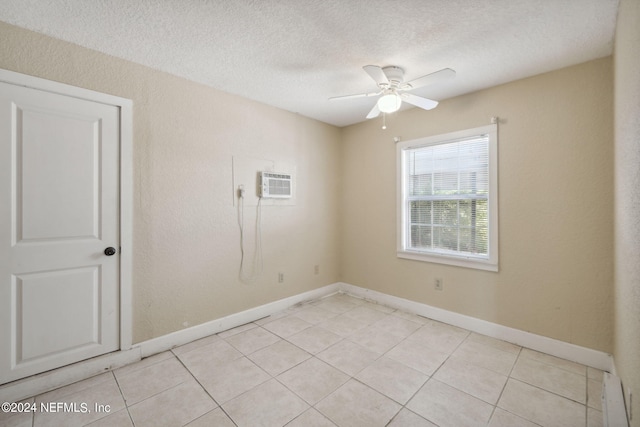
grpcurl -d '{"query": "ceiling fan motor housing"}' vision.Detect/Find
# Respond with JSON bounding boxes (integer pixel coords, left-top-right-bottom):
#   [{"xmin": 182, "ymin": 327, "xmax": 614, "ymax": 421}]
[{"xmin": 382, "ymin": 66, "xmax": 405, "ymax": 87}]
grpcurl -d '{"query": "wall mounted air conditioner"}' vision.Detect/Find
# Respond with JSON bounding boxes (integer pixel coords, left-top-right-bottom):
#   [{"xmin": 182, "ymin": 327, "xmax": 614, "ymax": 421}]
[{"xmin": 259, "ymin": 171, "xmax": 292, "ymax": 198}]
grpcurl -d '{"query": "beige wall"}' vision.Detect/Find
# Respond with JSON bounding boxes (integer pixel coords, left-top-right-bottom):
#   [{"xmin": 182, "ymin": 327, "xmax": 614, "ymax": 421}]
[
  {"xmin": 341, "ymin": 57, "xmax": 614, "ymax": 353},
  {"xmin": 0, "ymin": 22, "xmax": 342, "ymax": 343},
  {"xmin": 0, "ymin": 20, "xmax": 618, "ymax": 358},
  {"xmin": 614, "ymin": 0, "xmax": 640, "ymax": 424}
]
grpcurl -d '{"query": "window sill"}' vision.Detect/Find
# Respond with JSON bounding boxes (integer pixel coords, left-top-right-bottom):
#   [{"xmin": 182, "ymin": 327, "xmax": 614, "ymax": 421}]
[{"xmin": 397, "ymin": 250, "xmax": 499, "ymax": 272}]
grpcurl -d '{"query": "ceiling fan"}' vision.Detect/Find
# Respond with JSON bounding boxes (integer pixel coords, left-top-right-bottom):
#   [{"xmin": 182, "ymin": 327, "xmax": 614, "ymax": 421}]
[{"xmin": 330, "ymin": 65, "xmax": 456, "ymax": 119}]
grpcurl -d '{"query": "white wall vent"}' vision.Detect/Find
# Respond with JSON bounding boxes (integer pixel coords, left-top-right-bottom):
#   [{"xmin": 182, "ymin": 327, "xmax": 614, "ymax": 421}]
[{"xmin": 260, "ymin": 171, "xmax": 292, "ymax": 198}]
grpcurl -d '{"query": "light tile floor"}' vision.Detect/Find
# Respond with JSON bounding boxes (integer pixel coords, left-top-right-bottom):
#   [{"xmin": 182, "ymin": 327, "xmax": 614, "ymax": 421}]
[{"xmin": 2, "ymin": 293, "xmax": 605, "ymax": 427}]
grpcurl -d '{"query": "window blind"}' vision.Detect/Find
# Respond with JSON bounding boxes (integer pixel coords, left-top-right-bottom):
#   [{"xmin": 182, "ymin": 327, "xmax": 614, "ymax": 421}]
[{"xmin": 405, "ymin": 135, "xmax": 490, "ymax": 257}]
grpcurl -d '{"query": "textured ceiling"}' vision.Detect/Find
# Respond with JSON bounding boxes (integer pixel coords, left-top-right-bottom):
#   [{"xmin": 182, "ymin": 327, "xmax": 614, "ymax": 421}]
[{"xmin": 0, "ymin": 0, "xmax": 620, "ymax": 127}]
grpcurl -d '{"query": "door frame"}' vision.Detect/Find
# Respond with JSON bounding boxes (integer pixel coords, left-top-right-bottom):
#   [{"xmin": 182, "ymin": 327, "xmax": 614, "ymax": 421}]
[{"xmin": 0, "ymin": 68, "xmax": 133, "ymax": 352}]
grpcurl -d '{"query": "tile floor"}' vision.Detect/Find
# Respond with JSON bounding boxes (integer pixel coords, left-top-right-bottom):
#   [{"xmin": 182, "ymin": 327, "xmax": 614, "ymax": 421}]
[{"xmin": 2, "ymin": 293, "xmax": 605, "ymax": 427}]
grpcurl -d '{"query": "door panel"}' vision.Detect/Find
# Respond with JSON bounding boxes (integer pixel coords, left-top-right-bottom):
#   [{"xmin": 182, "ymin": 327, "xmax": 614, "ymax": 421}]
[
  {"xmin": 15, "ymin": 266, "xmax": 100, "ymax": 362},
  {"xmin": 19, "ymin": 106, "xmax": 101, "ymax": 241},
  {"xmin": 0, "ymin": 81, "xmax": 120, "ymax": 384}
]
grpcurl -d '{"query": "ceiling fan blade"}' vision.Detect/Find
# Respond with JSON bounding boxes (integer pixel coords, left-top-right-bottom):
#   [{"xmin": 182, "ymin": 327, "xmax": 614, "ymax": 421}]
[
  {"xmin": 404, "ymin": 68, "xmax": 456, "ymax": 90},
  {"xmin": 363, "ymin": 65, "xmax": 389, "ymax": 86},
  {"xmin": 402, "ymin": 93, "xmax": 439, "ymax": 110},
  {"xmin": 329, "ymin": 91, "xmax": 381, "ymax": 101},
  {"xmin": 366, "ymin": 103, "xmax": 381, "ymax": 119}
]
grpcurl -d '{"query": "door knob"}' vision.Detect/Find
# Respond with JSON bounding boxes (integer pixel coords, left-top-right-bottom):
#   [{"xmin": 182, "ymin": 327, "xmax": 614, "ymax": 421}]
[{"xmin": 104, "ymin": 247, "xmax": 117, "ymax": 256}]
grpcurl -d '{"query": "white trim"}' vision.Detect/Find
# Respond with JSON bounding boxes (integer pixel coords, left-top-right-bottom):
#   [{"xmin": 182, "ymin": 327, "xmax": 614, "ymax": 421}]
[
  {"xmin": 0, "ymin": 69, "xmax": 131, "ymax": 108},
  {"xmin": 118, "ymin": 98, "xmax": 133, "ymax": 351},
  {"xmin": 603, "ymin": 372, "xmax": 630, "ymax": 427},
  {"xmin": 0, "ymin": 347, "xmax": 140, "ymax": 403},
  {"xmin": 137, "ymin": 283, "xmax": 341, "ymax": 357},
  {"xmin": 0, "ymin": 280, "xmax": 615, "ymax": 402},
  {"xmin": 144, "ymin": 279, "xmax": 610, "ymax": 372},
  {"xmin": 0, "ymin": 283, "xmax": 341, "ymax": 402},
  {"xmin": 397, "ymin": 250, "xmax": 499, "ymax": 272},
  {"xmin": 396, "ymin": 124, "xmax": 499, "ymax": 271},
  {"xmin": 0, "ymin": 70, "xmax": 134, "ymax": 352},
  {"xmin": 339, "ymin": 282, "xmax": 613, "ymax": 372}
]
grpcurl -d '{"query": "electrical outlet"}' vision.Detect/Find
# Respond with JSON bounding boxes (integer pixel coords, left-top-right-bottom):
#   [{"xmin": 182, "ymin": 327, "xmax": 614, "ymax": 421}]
[
  {"xmin": 278, "ymin": 272, "xmax": 284, "ymax": 283},
  {"xmin": 434, "ymin": 278, "xmax": 443, "ymax": 291},
  {"xmin": 314, "ymin": 265, "xmax": 320, "ymax": 275}
]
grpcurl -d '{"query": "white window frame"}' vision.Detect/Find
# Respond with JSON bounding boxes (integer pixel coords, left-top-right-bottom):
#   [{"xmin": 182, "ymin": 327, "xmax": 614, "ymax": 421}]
[{"xmin": 397, "ymin": 124, "xmax": 498, "ymax": 272}]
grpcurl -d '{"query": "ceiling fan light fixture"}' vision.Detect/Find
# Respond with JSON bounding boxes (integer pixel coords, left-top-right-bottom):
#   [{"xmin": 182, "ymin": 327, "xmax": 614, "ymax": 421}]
[
  {"xmin": 330, "ymin": 65, "xmax": 455, "ymax": 120},
  {"xmin": 377, "ymin": 93, "xmax": 402, "ymax": 113}
]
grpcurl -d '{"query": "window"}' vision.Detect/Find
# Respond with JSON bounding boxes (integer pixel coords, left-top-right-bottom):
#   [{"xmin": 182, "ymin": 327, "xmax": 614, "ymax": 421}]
[{"xmin": 397, "ymin": 124, "xmax": 498, "ymax": 271}]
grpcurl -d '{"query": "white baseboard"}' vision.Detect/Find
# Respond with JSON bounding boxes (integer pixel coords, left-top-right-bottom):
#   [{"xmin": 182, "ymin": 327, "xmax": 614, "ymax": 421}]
[
  {"xmin": 0, "ymin": 283, "xmax": 341, "ymax": 402},
  {"xmin": 338, "ymin": 282, "xmax": 614, "ymax": 372},
  {"xmin": 603, "ymin": 372, "xmax": 630, "ymax": 427},
  {"xmin": 1, "ymin": 280, "xmax": 615, "ymax": 404},
  {"xmin": 0, "ymin": 347, "xmax": 140, "ymax": 403},
  {"xmin": 137, "ymin": 283, "xmax": 341, "ymax": 357}
]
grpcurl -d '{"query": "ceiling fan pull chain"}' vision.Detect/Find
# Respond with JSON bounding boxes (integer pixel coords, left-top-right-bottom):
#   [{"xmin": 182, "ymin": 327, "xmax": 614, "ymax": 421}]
[{"xmin": 382, "ymin": 113, "xmax": 387, "ymax": 130}]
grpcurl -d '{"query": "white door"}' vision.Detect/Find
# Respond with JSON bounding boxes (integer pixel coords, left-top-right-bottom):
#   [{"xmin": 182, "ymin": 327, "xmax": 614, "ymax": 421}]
[{"xmin": 0, "ymin": 81, "xmax": 120, "ymax": 384}]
